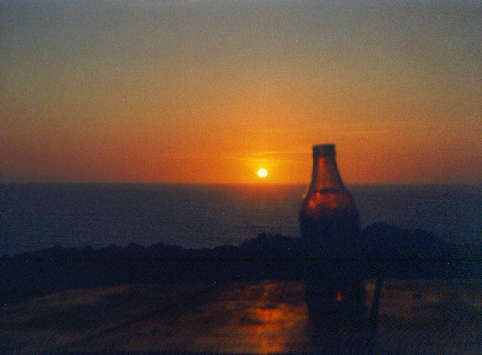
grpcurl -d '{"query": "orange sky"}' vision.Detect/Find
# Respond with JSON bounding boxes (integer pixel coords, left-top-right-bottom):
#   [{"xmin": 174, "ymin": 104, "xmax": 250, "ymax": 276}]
[{"xmin": 1, "ymin": 0, "xmax": 480, "ymax": 184}]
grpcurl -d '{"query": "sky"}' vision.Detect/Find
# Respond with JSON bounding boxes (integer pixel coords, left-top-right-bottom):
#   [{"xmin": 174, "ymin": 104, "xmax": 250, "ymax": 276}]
[{"xmin": 1, "ymin": 0, "xmax": 480, "ymax": 184}]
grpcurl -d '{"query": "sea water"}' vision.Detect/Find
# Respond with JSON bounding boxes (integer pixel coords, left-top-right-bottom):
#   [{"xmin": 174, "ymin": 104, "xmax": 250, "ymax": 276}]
[{"xmin": 0, "ymin": 183, "xmax": 480, "ymax": 256}]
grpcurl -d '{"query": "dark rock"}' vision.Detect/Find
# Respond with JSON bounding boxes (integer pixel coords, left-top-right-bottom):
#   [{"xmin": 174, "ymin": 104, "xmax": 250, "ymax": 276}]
[{"xmin": 0, "ymin": 224, "xmax": 478, "ymax": 304}]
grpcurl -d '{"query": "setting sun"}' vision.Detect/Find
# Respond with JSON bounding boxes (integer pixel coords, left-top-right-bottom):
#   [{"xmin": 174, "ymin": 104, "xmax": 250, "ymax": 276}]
[{"xmin": 257, "ymin": 169, "xmax": 268, "ymax": 179}]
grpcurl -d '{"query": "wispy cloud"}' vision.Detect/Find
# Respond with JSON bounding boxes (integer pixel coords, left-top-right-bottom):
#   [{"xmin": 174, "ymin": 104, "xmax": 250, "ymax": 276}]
[
  {"xmin": 341, "ymin": 129, "xmax": 391, "ymax": 136},
  {"xmin": 231, "ymin": 151, "xmax": 309, "ymax": 166}
]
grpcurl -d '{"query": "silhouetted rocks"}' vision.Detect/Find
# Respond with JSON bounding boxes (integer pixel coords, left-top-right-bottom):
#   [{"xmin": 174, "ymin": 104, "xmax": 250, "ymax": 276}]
[
  {"xmin": 0, "ymin": 224, "xmax": 478, "ymax": 304},
  {"xmin": 360, "ymin": 223, "xmax": 479, "ymax": 278},
  {"xmin": 362, "ymin": 223, "xmax": 456, "ymax": 259}
]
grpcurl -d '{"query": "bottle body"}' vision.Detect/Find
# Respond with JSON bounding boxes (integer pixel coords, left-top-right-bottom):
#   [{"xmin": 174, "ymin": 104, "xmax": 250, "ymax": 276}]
[{"xmin": 300, "ymin": 206, "xmax": 360, "ymax": 259}]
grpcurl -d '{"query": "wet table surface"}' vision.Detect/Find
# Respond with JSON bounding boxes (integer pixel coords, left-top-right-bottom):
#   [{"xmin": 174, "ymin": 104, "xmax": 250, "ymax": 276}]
[{"xmin": 1, "ymin": 279, "xmax": 480, "ymax": 354}]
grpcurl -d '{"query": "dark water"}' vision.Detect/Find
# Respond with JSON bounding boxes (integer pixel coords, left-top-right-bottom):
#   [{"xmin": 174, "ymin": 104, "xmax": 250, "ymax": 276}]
[{"xmin": 0, "ymin": 183, "xmax": 480, "ymax": 256}]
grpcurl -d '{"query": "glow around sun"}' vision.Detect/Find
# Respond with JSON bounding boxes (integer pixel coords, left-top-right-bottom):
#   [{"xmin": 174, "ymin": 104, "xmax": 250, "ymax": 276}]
[{"xmin": 257, "ymin": 168, "xmax": 268, "ymax": 178}]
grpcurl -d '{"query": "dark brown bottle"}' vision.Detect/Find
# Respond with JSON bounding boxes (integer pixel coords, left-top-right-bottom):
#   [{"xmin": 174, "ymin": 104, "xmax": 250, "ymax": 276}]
[
  {"xmin": 299, "ymin": 144, "xmax": 360, "ymax": 258},
  {"xmin": 299, "ymin": 144, "xmax": 367, "ymax": 354}
]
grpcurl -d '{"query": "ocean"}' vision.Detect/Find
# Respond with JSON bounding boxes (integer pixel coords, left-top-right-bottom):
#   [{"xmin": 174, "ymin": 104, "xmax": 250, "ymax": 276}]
[{"xmin": 0, "ymin": 183, "xmax": 480, "ymax": 256}]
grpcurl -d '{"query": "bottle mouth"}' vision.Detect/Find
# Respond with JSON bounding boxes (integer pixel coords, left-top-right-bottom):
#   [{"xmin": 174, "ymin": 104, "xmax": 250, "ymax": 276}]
[{"xmin": 313, "ymin": 144, "xmax": 336, "ymax": 156}]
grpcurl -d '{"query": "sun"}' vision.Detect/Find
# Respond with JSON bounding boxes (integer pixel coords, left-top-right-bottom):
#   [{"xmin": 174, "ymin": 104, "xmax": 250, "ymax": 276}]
[{"xmin": 257, "ymin": 168, "xmax": 268, "ymax": 178}]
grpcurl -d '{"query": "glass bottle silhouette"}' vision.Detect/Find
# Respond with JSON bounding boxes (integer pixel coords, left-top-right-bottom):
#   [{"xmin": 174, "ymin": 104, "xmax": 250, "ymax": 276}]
[
  {"xmin": 299, "ymin": 144, "xmax": 360, "ymax": 258},
  {"xmin": 300, "ymin": 144, "xmax": 366, "ymax": 346}
]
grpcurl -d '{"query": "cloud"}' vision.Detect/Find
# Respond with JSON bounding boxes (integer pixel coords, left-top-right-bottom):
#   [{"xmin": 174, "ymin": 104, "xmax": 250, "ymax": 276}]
[{"xmin": 341, "ymin": 129, "xmax": 391, "ymax": 136}]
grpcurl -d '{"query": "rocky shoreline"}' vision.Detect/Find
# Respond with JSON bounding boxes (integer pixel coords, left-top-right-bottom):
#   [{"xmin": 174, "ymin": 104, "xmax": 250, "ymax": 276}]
[{"xmin": 1, "ymin": 223, "xmax": 479, "ymax": 304}]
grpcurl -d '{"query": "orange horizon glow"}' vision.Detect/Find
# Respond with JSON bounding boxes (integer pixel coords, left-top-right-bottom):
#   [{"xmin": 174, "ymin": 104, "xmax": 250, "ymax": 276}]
[{"xmin": 0, "ymin": 1, "xmax": 480, "ymax": 185}]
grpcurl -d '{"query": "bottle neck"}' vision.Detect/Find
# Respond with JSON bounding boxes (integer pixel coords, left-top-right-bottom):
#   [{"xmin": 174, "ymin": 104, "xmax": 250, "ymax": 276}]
[{"xmin": 309, "ymin": 154, "xmax": 345, "ymax": 192}]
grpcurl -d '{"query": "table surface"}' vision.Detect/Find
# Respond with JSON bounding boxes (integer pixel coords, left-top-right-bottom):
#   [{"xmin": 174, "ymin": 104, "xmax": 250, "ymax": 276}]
[{"xmin": 1, "ymin": 279, "xmax": 480, "ymax": 354}]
